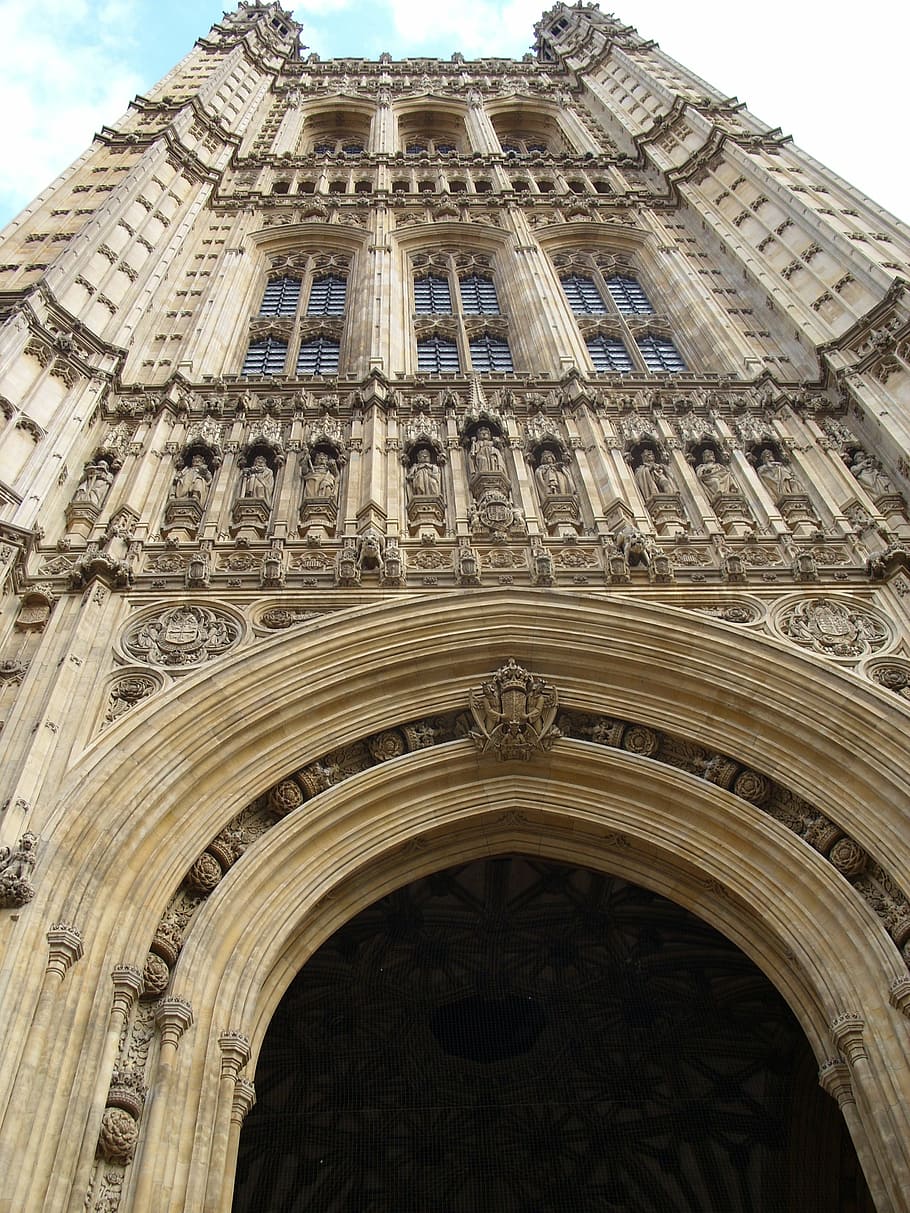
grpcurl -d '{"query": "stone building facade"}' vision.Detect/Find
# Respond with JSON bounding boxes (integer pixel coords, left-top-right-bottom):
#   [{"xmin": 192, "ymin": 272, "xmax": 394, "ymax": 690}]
[{"xmin": 0, "ymin": 1, "xmax": 909, "ymax": 1208}]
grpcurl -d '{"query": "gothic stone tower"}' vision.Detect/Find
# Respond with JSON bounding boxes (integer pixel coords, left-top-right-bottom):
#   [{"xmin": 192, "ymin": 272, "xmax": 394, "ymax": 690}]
[{"xmin": 0, "ymin": 2, "xmax": 909, "ymax": 1209}]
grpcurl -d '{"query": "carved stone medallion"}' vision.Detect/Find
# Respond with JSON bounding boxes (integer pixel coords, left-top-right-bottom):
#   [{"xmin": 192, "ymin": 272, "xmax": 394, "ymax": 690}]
[
  {"xmin": 774, "ymin": 597, "xmax": 890, "ymax": 658},
  {"xmin": 468, "ymin": 658, "xmax": 560, "ymax": 761},
  {"xmin": 123, "ymin": 605, "xmax": 242, "ymax": 668}
]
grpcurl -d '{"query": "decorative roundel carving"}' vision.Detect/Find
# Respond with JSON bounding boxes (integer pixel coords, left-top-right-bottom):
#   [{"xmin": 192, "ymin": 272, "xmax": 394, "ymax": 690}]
[
  {"xmin": 121, "ymin": 603, "xmax": 243, "ymax": 668},
  {"xmin": 828, "ymin": 837, "xmax": 868, "ymax": 878},
  {"xmin": 185, "ymin": 852, "xmax": 224, "ymax": 894},
  {"xmin": 97, "ymin": 1107, "xmax": 139, "ymax": 1164},
  {"xmin": 367, "ymin": 730, "xmax": 406, "ymax": 762},
  {"xmin": 269, "ymin": 779, "xmax": 305, "ymax": 816},
  {"xmin": 622, "ymin": 725, "xmax": 659, "ymax": 757},
  {"xmin": 141, "ymin": 952, "xmax": 170, "ymax": 1000},
  {"xmin": 732, "ymin": 768, "xmax": 771, "ymax": 806},
  {"xmin": 772, "ymin": 596, "xmax": 891, "ymax": 659},
  {"xmin": 865, "ymin": 658, "xmax": 910, "ymax": 702}
]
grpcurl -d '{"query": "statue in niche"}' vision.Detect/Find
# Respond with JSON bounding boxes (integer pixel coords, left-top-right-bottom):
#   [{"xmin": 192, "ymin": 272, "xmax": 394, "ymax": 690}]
[
  {"xmin": 534, "ymin": 449, "xmax": 574, "ymax": 499},
  {"xmin": 754, "ymin": 447, "xmax": 801, "ymax": 499},
  {"xmin": 849, "ymin": 449, "xmax": 894, "ymax": 497},
  {"xmin": 73, "ymin": 458, "xmax": 114, "ymax": 510},
  {"xmin": 239, "ymin": 454, "xmax": 274, "ymax": 503},
  {"xmin": 633, "ymin": 448, "xmax": 676, "ymax": 499},
  {"xmin": 406, "ymin": 448, "xmax": 441, "ymax": 500},
  {"xmin": 469, "ymin": 426, "xmax": 504, "ymax": 476},
  {"xmin": 172, "ymin": 453, "xmax": 212, "ymax": 503},
  {"xmin": 301, "ymin": 449, "xmax": 339, "ymax": 500},
  {"xmin": 695, "ymin": 448, "xmax": 734, "ymax": 502}
]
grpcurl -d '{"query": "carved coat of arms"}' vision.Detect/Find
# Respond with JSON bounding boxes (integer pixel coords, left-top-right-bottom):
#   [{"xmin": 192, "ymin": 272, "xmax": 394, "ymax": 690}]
[{"xmin": 468, "ymin": 658, "xmax": 560, "ymax": 761}]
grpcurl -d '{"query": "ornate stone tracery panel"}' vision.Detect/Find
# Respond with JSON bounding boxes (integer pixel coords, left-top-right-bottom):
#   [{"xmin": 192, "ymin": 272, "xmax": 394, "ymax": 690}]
[{"xmin": 120, "ymin": 603, "xmax": 244, "ymax": 669}]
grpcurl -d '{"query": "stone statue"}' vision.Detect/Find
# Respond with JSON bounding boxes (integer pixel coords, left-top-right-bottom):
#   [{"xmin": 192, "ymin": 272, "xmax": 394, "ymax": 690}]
[
  {"xmin": 534, "ymin": 450, "xmax": 573, "ymax": 498},
  {"xmin": 73, "ymin": 459, "xmax": 114, "ymax": 509},
  {"xmin": 406, "ymin": 448, "xmax": 441, "ymax": 499},
  {"xmin": 0, "ymin": 832, "xmax": 37, "ymax": 908},
  {"xmin": 240, "ymin": 454, "xmax": 274, "ymax": 503},
  {"xmin": 633, "ymin": 449, "xmax": 675, "ymax": 499},
  {"xmin": 469, "ymin": 426, "xmax": 504, "ymax": 476},
  {"xmin": 301, "ymin": 449, "xmax": 338, "ymax": 499},
  {"xmin": 849, "ymin": 450, "xmax": 894, "ymax": 497},
  {"xmin": 695, "ymin": 448, "xmax": 734, "ymax": 502},
  {"xmin": 755, "ymin": 447, "xmax": 800, "ymax": 499},
  {"xmin": 172, "ymin": 454, "xmax": 212, "ymax": 502}
]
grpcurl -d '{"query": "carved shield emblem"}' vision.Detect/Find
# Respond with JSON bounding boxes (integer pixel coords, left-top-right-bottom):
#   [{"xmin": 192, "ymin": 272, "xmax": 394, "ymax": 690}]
[{"xmin": 468, "ymin": 658, "xmax": 561, "ymax": 761}]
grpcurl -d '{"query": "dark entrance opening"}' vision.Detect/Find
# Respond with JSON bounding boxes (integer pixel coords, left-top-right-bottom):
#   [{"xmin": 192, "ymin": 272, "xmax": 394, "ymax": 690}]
[{"xmin": 232, "ymin": 856, "xmax": 873, "ymax": 1212}]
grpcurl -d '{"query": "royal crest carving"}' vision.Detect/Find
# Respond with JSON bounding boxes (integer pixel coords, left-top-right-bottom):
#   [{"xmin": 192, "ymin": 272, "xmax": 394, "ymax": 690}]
[
  {"xmin": 468, "ymin": 658, "xmax": 561, "ymax": 761},
  {"xmin": 775, "ymin": 597, "xmax": 890, "ymax": 658},
  {"xmin": 123, "ymin": 605, "xmax": 242, "ymax": 668}
]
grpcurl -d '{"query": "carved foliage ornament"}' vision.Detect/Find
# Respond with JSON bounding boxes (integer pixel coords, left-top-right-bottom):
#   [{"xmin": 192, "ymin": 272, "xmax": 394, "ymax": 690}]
[
  {"xmin": 123, "ymin": 605, "xmax": 242, "ymax": 668},
  {"xmin": 469, "ymin": 658, "xmax": 560, "ymax": 761}
]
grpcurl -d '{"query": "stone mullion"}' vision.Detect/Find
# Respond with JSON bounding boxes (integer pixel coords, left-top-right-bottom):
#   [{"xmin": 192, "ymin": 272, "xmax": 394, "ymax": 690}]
[
  {"xmin": 276, "ymin": 417, "xmax": 305, "ymax": 540},
  {"xmin": 113, "ymin": 412, "xmax": 172, "ymax": 541},
  {"xmin": 818, "ymin": 1058, "xmax": 890, "ymax": 1213},
  {"xmin": 464, "ymin": 99, "xmax": 501, "ymax": 154},
  {"xmin": 211, "ymin": 420, "xmax": 246, "ymax": 541},
  {"xmin": 271, "ymin": 105, "xmax": 304, "ymax": 156},
  {"xmin": 668, "ymin": 441, "xmax": 724, "ymax": 540},
  {"xmin": 728, "ymin": 443, "xmax": 784, "ymax": 536},
  {"xmin": 556, "ymin": 105, "xmax": 601, "ymax": 155},
  {"xmin": 365, "ymin": 206, "xmax": 393, "ymax": 376},
  {"xmin": 562, "ymin": 411, "xmax": 602, "ymax": 534},
  {"xmin": 354, "ymin": 404, "xmax": 387, "ymax": 533},
  {"xmin": 503, "ymin": 419, "xmax": 538, "ymax": 539},
  {"xmin": 218, "ymin": 1078, "xmax": 255, "ymax": 1213},
  {"xmin": 385, "ymin": 409, "xmax": 401, "ymax": 536},
  {"xmin": 371, "ymin": 93, "xmax": 394, "ymax": 154},
  {"xmin": 446, "ymin": 413, "xmax": 471, "ymax": 536},
  {"xmin": 342, "ymin": 411, "xmax": 365, "ymax": 535}
]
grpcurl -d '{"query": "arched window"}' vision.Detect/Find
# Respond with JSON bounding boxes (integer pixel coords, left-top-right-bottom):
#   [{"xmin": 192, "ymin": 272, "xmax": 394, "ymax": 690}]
[
  {"xmin": 606, "ymin": 275, "xmax": 654, "ymax": 315},
  {"xmin": 259, "ymin": 276, "xmax": 301, "ymax": 316},
  {"xmin": 242, "ymin": 337, "xmax": 288, "ymax": 376},
  {"xmin": 307, "ymin": 275, "xmax": 347, "ymax": 317},
  {"xmin": 414, "ymin": 274, "xmax": 452, "ymax": 314},
  {"xmin": 469, "ymin": 333, "xmax": 513, "ymax": 373},
  {"xmin": 637, "ymin": 335, "xmax": 686, "ymax": 372},
  {"xmin": 296, "ymin": 336, "xmax": 340, "ymax": 375},
  {"xmin": 585, "ymin": 334, "xmax": 633, "ymax": 373},
  {"xmin": 417, "ymin": 335, "xmax": 460, "ymax": 374},
  {"xmin": 560, "ymin": 274, "xmax": 606, "ymax": 315},
  {"xmin": 459, "ymin": 275, "xmax": 499, "ymax": 315}
]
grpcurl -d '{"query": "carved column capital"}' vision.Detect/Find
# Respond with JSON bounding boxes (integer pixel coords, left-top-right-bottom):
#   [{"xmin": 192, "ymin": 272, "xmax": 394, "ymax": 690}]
[
  {"xmin": 830, "ymin": 1011, "xmax": 867, "ymax": 1065},
  {"xmin": 818, "ymin": 1058, "xmax": 855, "ymax": 1107},
  {"xmin": 231, "ymin": 1077, "xmax": 257, "ymax": 1126},
  {"xmin": 110, "ymin": 964, "xmax": 144, "ymax": 1018},
  {"xmin": 155, "ymin": 996, "xmax": 194, "ymax": 1048},
  {"xmin": 46, "ymin": 922, "xmax": 84, "ymax": 979},
  {"xmin": 219, "ymin": 1030, "xmax": 252, "ymax": 1079},
  {"xmin": 888, "ymin": 976, "xmax": 910, "ymax": 1019}
]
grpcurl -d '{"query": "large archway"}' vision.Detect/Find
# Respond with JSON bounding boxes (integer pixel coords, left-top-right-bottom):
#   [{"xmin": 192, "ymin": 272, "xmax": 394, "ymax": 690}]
[{"xmin": 232, "ymin": 855, "xmax": 872, "ymax": 1213}]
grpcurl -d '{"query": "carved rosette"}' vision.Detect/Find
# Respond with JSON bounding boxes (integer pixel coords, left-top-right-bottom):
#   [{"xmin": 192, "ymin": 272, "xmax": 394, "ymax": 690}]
[
  {"xmin": 97, "ymin": 1107, "xmax": 140, "ymax": 1165},
  {"xmin": 468, "ymin": 658, "xmax": 561, "ymax": 761},
  {"xmin": 122, "ymin": 604, "xmax": 243, "ymax": 669}
]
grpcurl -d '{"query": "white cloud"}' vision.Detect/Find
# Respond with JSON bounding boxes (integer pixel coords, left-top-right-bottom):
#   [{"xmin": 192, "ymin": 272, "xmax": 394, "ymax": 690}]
[{"xmin": 0, "ymin": 0, "xmax": 143, "ymax": 225}]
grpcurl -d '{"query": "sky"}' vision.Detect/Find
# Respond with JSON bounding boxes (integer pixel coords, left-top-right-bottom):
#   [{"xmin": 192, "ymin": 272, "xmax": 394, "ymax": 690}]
[{"xmin": 0, "ymin": 0, "xmax": 906, "ymax": 229}]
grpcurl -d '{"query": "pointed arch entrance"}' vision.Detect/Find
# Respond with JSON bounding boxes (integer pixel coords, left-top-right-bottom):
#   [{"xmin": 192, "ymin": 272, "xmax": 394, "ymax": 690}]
[{"xmin": 231, "ymin": 854, "xmax": 873, "ymax": 1213}]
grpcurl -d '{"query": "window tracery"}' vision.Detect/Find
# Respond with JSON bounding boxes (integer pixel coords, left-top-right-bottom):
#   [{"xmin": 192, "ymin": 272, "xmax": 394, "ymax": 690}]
[
  {"xmin": 412, "ymin": 252, "xmax": 512, "ymax": 375},
  {"xmin": 242, "ymin": 254, "xmax": 350, "ymax": 378}
]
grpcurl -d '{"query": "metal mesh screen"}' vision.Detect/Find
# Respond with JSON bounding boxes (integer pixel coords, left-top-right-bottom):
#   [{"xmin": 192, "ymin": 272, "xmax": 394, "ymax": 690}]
[{"xmin": 232, "ymin": 858, "xmax": 868, "ymax": 1213}]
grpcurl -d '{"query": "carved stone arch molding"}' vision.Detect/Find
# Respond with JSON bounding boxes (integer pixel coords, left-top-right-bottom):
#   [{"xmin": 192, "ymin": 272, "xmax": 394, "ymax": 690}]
[{"xmin": 4, "ymin": 589, "xmax": 910, "ymax": 1212}]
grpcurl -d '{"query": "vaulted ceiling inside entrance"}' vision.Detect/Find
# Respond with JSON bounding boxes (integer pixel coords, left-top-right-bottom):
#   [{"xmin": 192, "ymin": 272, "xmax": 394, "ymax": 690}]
[{"xmin": 233, "ymin": 857, "xmax": 871, "ymax": 1213}]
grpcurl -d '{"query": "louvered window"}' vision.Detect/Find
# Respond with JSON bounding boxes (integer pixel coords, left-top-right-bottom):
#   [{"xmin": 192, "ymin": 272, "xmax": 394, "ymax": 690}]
[
  {"xmin": 586, "ymin": 334, "xmax": 633, "ymax": 373},
  {"xmin": 260, "ymin": 276, "xmax": 301, "ymax": 316},
  {"xmin": 469, "ymin": 334, "xmax": 513, "ymax": 373},
  {"xmin": 606, "ymin": 275, "xmax": 654, "ymax": 315},
  {"xmin": 561, "ymin": 274, "xmax": 606, "ymax": 315},
  {"xmin": 637, "ymin": 335, "xmax": 686, "ymax": 372},
  {"xmin": 342, "ymin": 143, "xmax": 363, "ymax": 156},
  {"xmin": 414, "ymin": 274, "xmax": 452, "ymax": 314},
  {"xmin": 314, "ymin": 142, "xmax": 334, "ymax": 155},
  {"xmin": 459, "ymin": 275, "xmax": 499, "ymax": 315},
  {"xmin": 417, "ymin": 336, "xmax": 460, "ymax": 373},
  {"xmin": 296, "ymin": 336, "xmax": 340, "ymax": 375},
  {"xmin": 307, "ymin": 275, "xmax": 347, "ymax": 316},
  {"xmin": 242, "ymin": 337, "xmax": 288, "ymax": 376},
  {"xmin": 406, "ymin": 143, "xmax": 428, "ymax": 156}
]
